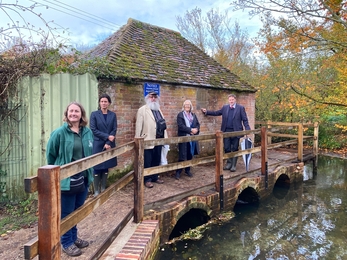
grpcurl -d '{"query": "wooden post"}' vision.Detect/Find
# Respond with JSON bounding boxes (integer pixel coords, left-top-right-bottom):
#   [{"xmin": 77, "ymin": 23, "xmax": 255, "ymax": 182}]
[
  {"xmin": 267, "ymin": 120, "xmax": 272, "ymax": 145},
  {"xmin": 261, "ymin": 126, "xmax": 268, "ymax": 176},
  {"xmin": 313, "ymin": 122, "xmax": 319, "ymax": 156},
  {"xmin": 313, "ymin": 121, "xmax": 319, "ymax": 169},
  {"xmin": 215, "ymin": 131, "xmax": 223, "ymax": 192},
  {"xmin": 37, "ymin": 165, "xmax": 61, "ymax": 260},
  {"xmin": 297, "ymin": 123, "xmax": 303, "ymax": 162},
  {"xmin": 134, "ymin": 137, "xmax": 144, "ymax": 223}
]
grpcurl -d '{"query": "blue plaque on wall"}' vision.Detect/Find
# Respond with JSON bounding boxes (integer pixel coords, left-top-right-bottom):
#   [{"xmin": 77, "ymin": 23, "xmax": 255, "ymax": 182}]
[{"xmin": 144, "ymin": 83, "xmax": 160, "ymax": 97}]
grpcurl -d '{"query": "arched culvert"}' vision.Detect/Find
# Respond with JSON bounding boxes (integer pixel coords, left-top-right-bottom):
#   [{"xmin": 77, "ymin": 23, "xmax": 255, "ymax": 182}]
[
  {"xmin": 273, "ymin": 174, "xmax": 290, "ymax": 199},
  {"xmin": 234, "ymin": 187, "xmax": 260, "ymax": 212},
  {"xmin": 169, "ymin": 208, "xmax": 210, "ymax": 240}
]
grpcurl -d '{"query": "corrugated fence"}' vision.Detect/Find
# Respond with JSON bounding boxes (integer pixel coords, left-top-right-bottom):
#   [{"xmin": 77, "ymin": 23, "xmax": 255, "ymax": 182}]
[{"xmin": 0, "ymin": 73, "xmax": 98, "ymax": 202}]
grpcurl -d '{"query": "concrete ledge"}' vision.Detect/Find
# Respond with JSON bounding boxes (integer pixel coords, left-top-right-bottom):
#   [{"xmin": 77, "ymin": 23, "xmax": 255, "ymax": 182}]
[{"xmin": 114, "ymin": 220, "xmax": 160, "ymax": 260}]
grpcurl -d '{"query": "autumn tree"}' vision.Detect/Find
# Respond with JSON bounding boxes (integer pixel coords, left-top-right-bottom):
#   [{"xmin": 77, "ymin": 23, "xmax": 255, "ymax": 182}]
[
  {"xmin": 228, "ymin": 0, "xmax": 347, "ymax": 149},
  {"xmin": 230, "ymin": 0, "xmax": 347, "ymax": 110}
]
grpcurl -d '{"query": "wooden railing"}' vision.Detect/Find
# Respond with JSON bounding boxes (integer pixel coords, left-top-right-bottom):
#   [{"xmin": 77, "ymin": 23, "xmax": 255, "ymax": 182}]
[{"xmin": 23, "ymin": 122, "xmax": 318, "ymax": 259}]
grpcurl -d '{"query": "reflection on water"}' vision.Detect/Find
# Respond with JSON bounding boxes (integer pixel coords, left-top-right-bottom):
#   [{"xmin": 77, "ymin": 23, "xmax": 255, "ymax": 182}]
[{"xmin": 155, "ymin": 155, "xmax": 347, "ymax": 260}]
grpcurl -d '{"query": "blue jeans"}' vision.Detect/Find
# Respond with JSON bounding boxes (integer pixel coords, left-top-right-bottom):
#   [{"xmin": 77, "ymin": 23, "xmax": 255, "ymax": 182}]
[
  {"xmin": 144, "ymin": 145, "xmax": 162, "ymax": 183},
  {"xmin": 60, "ymin": 180, "xmax": 89, "ymax": 248}
]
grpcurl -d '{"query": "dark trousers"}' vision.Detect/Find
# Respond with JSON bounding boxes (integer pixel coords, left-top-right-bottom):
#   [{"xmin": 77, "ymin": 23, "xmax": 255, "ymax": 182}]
[
  {"xmin": 144, "ymin": 145, "xmax": 162, "ymax": 183},
  {"xmin": 223, "ymin": 129, "xmax": 240, "ymax": 153},
  {"xmin": 177, "ymin": 142, "xmax": 192, "ymax": 174},
  {"xmin": 60, "ymin": 180, "xmax": 89, "ymax": 248}
]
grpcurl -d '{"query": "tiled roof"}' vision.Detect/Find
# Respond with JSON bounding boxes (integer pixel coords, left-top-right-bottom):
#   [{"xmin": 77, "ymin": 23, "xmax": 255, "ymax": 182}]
[{"xmin": 85, "ymin": 18, "xmax": 255, "ymax": 92}]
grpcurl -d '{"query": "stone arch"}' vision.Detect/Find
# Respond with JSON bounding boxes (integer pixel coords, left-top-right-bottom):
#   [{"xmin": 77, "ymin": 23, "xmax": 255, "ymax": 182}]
[
  {"xmin": 235, "ymin": 177, "xmax": 259, "ymax": 195},
  {"xmin": 175, "ymin": 199, "xmax": 212, "ymax": 222},
  {"xmin": 274, "ymin": 165, "xmax": 290, "ymax": 181},
  {"xmin": 234, "ymin": 178, "xmax": 260, "ymax": 206},
  {"xmin": 168, "ymin": 197, "xmax": 212, "ymax": 241}
]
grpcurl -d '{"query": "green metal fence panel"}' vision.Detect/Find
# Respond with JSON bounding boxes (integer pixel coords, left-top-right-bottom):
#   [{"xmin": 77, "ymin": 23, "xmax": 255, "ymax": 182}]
[{"xmin": 0, "ymin": 73, "xmax": 98, "ymax": 202}]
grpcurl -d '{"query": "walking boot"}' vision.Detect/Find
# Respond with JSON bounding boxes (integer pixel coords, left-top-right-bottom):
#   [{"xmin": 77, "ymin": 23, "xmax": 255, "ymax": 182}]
[
  {"xmin": 223, "ymin": 158, "xmax": 233, "ymax": 170},
  {"xmin": 93, "ymin": 174, "xmax": 100, "ymax": 197},
  {"xmin": 101, "ymin": 172, "xmax": 108, "ymax": 192},
  {"xmin": 175, "ymin": 170, "xmax": 181, "ymax": 180},
  {"xmin": 230, "ymin": 157, "xmax": 238, "ymax": 172}
]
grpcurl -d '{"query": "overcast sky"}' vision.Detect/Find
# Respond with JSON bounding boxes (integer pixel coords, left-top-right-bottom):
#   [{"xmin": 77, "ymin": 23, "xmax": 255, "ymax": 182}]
[{"xmin": 1, "ymin": 0, "xmax": 261, "ymax": 48}]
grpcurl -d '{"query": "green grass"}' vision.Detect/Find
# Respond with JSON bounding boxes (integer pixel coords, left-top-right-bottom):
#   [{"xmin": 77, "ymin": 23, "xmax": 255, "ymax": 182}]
[{"xmin": 0, "ymin": 197, "xmax": 38, "ymax": 235}]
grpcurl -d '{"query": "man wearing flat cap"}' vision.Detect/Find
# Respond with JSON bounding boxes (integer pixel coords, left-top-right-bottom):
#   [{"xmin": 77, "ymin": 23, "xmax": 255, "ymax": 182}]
[{"xmin": 135, "ymin": 91, "xmax": 167, "ymax": 188}]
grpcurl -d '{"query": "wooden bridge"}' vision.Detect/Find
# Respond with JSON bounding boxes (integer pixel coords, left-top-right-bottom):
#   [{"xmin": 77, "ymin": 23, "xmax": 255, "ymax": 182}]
[{"xmin": 23, "ymin": 121, "xmax": 318, "ymax": 259}]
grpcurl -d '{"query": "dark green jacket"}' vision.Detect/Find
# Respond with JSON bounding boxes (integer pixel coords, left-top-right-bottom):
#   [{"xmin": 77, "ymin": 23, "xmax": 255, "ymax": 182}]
[{"xmin": 46, "ymin": 123, "xmax": 94, "ymax": 191}]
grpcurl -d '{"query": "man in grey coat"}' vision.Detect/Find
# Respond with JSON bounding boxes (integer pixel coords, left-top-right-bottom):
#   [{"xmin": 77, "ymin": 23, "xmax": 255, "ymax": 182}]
[{"xmin": 201, "ymin": 94, "xmax": 250, "ymax": 171}]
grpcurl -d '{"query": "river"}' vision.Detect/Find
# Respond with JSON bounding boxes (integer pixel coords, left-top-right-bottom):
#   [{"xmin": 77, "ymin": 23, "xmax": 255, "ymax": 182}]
[{"xmin": 155, "ymin": 155, "xmax": 347, "ymax": 260}]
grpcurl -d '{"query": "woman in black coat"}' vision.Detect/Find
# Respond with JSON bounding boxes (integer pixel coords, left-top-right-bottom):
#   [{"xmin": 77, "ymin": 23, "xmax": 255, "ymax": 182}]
[
  {"xmin": 175, "ymin": 100, "xmax": 200, "ymax": 180},
  {"xmin": 90, "ymin": 94, "xmax": 117, "ymax": 196}
]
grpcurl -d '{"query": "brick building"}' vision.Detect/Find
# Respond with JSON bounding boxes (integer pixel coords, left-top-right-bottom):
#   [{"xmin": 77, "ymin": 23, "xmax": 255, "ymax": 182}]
[{"xmin": 85, "ymin": 18, "xmax": 256, "ymax": 172}]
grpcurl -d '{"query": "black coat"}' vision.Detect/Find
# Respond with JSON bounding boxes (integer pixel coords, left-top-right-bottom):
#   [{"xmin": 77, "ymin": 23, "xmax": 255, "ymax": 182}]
[
  {"xmin": 90, "ymin": 110, "xmax": 117, "ymax": 170},
  {"xmin": 177, "ymin": 111, "xmax": 200, "ymax": 161}
]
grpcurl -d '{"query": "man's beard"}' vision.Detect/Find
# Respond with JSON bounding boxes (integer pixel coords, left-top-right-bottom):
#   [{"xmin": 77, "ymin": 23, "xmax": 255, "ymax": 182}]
[{"xmin": 146, "ymin": 100, "xmax": 160, "ymax": 111}]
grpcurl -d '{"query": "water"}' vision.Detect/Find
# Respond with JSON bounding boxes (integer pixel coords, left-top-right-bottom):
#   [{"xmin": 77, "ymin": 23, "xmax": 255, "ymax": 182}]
[{"xmin": 155, "ymin": 155, "xmax": 347, "ymax": 260}]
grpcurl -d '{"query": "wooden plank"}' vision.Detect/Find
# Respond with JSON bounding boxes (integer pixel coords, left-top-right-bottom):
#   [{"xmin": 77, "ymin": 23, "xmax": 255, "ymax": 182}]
[
  {"xmin": 268, "ymin": 133, "xmax": 298, "ymax": 138},
  {"xmin": 268, "ymin": 132, "xmax": 314, "ymax": 139},
  {"xmin": 223, "ymin": 129, "xmax": 260, "ymax": 138},
  {"xmin": 215, "ymin": 131, "xmax": 223, "ymax": 192},
  {"xmin": 144, "ymin": 156, "xmax": 215, "ymax": 176},
  {"xmin": 134, "ymin": 137, "xmax": 144, "ymax": 223},
  {"xmin": 255, "ymin": 121, "xmax": 301, "ymax": 127},
  {"xmin": 267, "ymin": 139, "xmax": 298, "ymax": 149},
  {"xmin": 61, "ymin": 172, "xmax": 134, "ymax": 235},
  {"xmin": 24, "ymin": 237, "xmax": 38, "ymax": 260},
  {"xmin": 60, "ymin": 142, "xmax": 135, "ymax": 180},
  {"xmin": 223, "ymin": 147, "xmax": 261, "ymax": 160},
  {"xmin": 24, "ymin": 176, "xmax": 37, "ymax": 194},
  {"xmin": 37, "ymin": 165, "xmax": 61, "ymax": 260},
  {"xmin": 144, "ymin": 134, "xmax": 216, "ymax": 147},
  {"xmin": 24, "ymin": 172, "xmax": 134, "ymax": 258},
  {"xmin": 88, "ymin": 209, "xmax": 134, "ymax": 260}
]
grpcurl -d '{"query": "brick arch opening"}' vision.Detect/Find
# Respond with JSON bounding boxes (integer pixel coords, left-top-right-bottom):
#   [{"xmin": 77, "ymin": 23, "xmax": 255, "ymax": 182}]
[
  {"xmin": 273, "ymin": 174, "xmax": 290, "ymax": 199},
  {"xmin": 169, "ymin": 208, "xmax": 211, "ymax": 240},
  {"xmin": 233, "ymin": 186, "xmax": 260, "ymax": 212}
]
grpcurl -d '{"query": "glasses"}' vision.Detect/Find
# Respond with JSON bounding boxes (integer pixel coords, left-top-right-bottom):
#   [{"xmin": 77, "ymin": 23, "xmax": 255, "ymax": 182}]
[{"xmin": 149, "ymin": 95, "xmax": 157, "ymax": 99}]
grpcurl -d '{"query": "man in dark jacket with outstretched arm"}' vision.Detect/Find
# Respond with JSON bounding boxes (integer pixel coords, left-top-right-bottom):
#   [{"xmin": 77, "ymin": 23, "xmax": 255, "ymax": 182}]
[{"xmin": 201, "ymin": 94, "xmax": 250, "ymax": 171}]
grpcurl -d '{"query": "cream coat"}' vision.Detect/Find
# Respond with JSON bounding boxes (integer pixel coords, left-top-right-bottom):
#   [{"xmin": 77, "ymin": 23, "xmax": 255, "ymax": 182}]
[{"xmin": 135, "ymin": 104, "xmax": 168, "ymax": 149}]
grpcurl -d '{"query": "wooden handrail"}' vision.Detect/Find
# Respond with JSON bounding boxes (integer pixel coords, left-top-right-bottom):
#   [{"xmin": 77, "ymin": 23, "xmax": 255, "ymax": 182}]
[{"xmin": 24, "ymin": 121, "xmax": 319, "ymax": 259}]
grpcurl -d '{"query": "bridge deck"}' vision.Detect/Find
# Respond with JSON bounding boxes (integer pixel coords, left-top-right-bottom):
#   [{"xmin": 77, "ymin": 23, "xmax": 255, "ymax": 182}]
[{"xmin": 60, "ymin": 148, "xmax": 313, "ymax": 259}]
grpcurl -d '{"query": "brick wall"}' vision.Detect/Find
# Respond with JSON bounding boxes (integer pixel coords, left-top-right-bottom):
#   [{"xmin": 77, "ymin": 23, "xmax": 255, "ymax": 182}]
[{"xmin": 99, "ymin": 80, "xmax": 256, "ymax": 171}]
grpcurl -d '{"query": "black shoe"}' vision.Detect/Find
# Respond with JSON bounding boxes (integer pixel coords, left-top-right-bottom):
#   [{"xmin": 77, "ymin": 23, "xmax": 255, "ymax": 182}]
[
  {"xmin": 175, "ymin": 172, "xmax": 180, "ymax": 180},
  {"xmin": 185, "ymin": 171, "xmax": 193, "ymax": 177}
]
